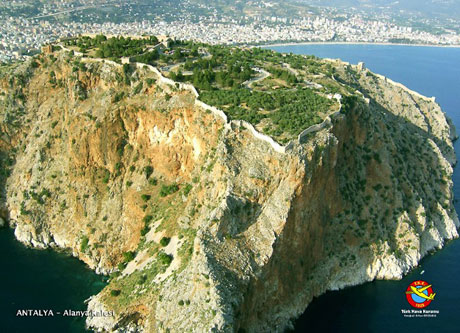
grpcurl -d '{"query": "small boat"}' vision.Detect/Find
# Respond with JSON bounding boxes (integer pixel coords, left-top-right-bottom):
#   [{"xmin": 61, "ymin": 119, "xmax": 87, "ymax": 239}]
[{"xmin": 420, "ymin": 270, "xmax": 425, "ymax": 275}]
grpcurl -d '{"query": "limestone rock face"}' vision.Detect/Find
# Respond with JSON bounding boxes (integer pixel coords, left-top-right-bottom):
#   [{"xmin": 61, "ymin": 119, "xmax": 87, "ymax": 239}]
[
  {"xmin": 86, "ymin": 295, "xmax": 118, "ymax": 332},
  {"xmin": 0, "ymin": 53, "xmax": 458, "ymax": 332}
]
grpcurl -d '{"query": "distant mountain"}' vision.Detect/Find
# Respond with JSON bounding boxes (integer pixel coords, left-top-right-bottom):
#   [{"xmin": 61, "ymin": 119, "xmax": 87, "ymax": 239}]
[
  {"xmin": 190, "ymin": 0, "xmax": 460, "ymax": 27},
  {"xmin": 299, "ymin": 0, "xmax": 460, "ymax": 19}
]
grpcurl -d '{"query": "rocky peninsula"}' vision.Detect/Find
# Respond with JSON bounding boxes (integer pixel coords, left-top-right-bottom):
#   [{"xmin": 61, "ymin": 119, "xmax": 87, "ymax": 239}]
[{"xmin": 0, "ymin": 37, "xmax": 458, "ymax": 332}]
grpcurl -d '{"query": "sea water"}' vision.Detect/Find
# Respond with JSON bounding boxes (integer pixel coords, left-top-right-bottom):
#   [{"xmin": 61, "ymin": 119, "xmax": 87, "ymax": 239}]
[{"xmin": 0, "ymin": 227, "xmax": 106, "ymax": 332}]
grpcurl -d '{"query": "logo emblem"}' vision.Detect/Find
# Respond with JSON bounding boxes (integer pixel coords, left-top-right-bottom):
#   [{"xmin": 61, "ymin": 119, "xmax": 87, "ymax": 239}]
[{"xmin": 405, "ymin": 280, "xmax": 436, "ymax": 308}]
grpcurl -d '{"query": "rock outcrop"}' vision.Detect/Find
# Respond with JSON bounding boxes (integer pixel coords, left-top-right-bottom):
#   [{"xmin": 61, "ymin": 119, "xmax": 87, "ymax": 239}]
[{"xmin": 0, "ymin": 49, "xmax": 458, "ymax": 332}]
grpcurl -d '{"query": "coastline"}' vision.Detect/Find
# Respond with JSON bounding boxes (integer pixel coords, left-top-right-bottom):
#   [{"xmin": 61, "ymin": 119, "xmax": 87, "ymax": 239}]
[
  {"xmin": 256, "ymin": 41, "xmax": 460, "ymax": 49},
  {"xmin": 2, "ymin": 37, "xmax": 460, "ymax": 333}
]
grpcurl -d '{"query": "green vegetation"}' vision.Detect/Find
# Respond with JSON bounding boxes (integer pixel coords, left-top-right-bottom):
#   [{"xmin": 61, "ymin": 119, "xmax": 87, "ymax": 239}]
[
  {"xmin": 110, "ymin": 289, "xmax": 121, "ymax": 297},
  {"xmin": 133, "ymin": 51, "xmax": 160, "ymax": 65},
  {"xmin": 122, "ymin": 251, "xmax": 136, "ymax": 262},
  {"xmin": 141, "ymin": 194, "xmax": 152, "ymax": 202},
  {"xmin": 201, "ymin": 88, "xmax": 330, "ymax": 137},
  {"xmin": 341, "ymin": 95, "xmax": 359, "ymax": 114},
  {"xmin": 80, "ymin": 235, "xmax": 89, "ymax": 252},
  {"xmin": 65, "ymin": 35, "xmax": 159, "ymax": 59},
  {"xmin": 113, "ymin": 91, "xmax": 125, "ymax": 103},
  {"xmin": 140, "ymin": 226, "xmax": 149, "ymax": 237},
  {"xmin": 28, "ymin": 188, "xmax": 51, "ymax": 205},
  {"xmin": 160, "ymin": 237, "xmax": 171, "ymax": 247},
  {"xmin": 143, "ymin": 215, "xmax": 154, "ymax": 223},
  {"xmin": 183, "ymin": 184, "xmax": 193, "ymax": 196},
  {"xmin": 175, "ymin": 44, "xmax": 342, "ymax": 141},
  {"xmin": 267, "ymin": 66, "xmax": 298, "ymax": 84},
  {"xmin": 160, "ymin": 184, "xmax": 179, "ymax": 197},
  {"xmin": 140, "ymin": 215, "xmax": 154, "ymax": 236},
  {"xmin": 157, "ymin": 251, "xmax": 173, "ymax": 266},
  {"xmin": 117, "ymin": 262, "xmax": 127, "ymax": 271},
  {"xmin": 102, "ymin": 169, "xmax": 110, "ymax": 184},
  {"xmin": 144, "ymin": 166, "xmax": 154, "ymax": 179},
  {"xmin": 133, "ymin": 82, "xmax": 143, "ymax": 95},
  {"xmin": 65, "ymin": 35, "xmax": 353, "ymax": 142}
]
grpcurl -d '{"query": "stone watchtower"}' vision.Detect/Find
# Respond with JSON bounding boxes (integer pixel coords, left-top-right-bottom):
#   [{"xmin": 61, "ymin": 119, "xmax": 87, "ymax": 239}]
[
  {"xmin": 41, "ymin": 44, "xmax": 53, "ymax": 54},
  {"xmin": 357, "ymin": 62, "xmax": 366, "ymax": 71}
]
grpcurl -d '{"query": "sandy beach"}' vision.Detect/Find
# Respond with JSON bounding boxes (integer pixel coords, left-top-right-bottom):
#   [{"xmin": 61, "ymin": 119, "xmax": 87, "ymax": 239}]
[{"xmin": 258, "ymin": 41, "xmax": 460, "ymax": 49}]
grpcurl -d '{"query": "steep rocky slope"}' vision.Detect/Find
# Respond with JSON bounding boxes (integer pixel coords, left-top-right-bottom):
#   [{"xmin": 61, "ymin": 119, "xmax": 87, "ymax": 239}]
[{"xmin": 0, "ymin": 49, "xmax": 458, "ymax": 332}]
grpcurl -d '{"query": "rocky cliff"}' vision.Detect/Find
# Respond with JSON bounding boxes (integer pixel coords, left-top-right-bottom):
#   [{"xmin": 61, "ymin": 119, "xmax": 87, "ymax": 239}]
[{"xmin": 0, "ymin": 49, "xmax": 458, "ymax": 332}]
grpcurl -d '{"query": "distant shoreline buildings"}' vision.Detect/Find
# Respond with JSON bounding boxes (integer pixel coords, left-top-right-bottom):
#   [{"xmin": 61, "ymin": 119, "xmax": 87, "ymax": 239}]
[{"xmin": 1, "ymin": 14, "xmax": 460, "ymax": 63}]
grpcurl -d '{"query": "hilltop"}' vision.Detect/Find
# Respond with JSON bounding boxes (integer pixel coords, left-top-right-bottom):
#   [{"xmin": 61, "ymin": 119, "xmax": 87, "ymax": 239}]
[
  {"xmin": 60, "ymin": 35, "xmax": 348, "ymax": 143},
  {"xmin": 0, "ymin": 36, "xmax": 458, "ymax": 332}
]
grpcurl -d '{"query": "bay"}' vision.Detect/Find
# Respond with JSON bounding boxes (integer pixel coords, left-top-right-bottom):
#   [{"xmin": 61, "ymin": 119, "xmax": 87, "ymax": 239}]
[
  {"xmin": 268, "ymin": 43, "xmax": 460, "ymax": 333},
  {"xmin": 0, "ymin": 227, "xmax": 106, "ymax": 332}
]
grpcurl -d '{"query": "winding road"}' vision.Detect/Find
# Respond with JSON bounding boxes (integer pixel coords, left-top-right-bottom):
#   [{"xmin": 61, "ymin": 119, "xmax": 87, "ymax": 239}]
[{"xmin": 243, "ymin": 68, "xmax": 271, "ymax": 90}]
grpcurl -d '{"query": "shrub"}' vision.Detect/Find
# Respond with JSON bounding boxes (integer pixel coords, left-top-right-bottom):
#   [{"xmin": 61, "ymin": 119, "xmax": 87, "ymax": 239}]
[
  {"xmin": 357, "ymin": 219, "xmax": 367, "ymax": 229},
  {"xmin": 102, "ymin": 170, "xmax": 110, "ymax": 184},
  {"xmin": 138, "ymin": 275, "xmax": 147, "ymax": 284},
  {"xmin": 141, "ymin": 194, "xmax": 151, "ymax": 202},
  {"xmin": 160, "ymin": 237, "xmax": 171, "ymax": 247},
  {"xmin": 149, "ymin": 177, "xmax": 158, "ymax": 186},
  {"xmin": 143, "ymin": 215, "xmax": 154, "ymax": 224},
  {"xmin": 140, "ymin": 225, "xmax": 150, "ymax": 236},
  {"xmin": 123, "ymin": 251, "xmax": 136, "ymax": 262},
  {"xmin": 158, "ymin": 251, "xmax": 173, "ymax": 266},
  {"xmin": 373, "ymin": 184, "xmax": 382, "ymax": 191},
  {"xmin": 80, "ymin": 236, "xmax": 89, "ymax": 252},
  {"xmin": 133, "ymin": 82, "xmax": 143, "ymax": 95},
  {"xmin": 160, "ymin": 184, "xmax": 179, "ymax": 197},
  {"xmin": 110, "ymin": 289, "xmax": 121, "ymax": 297},
  {"xmin": 341, "ymin": 95, "xmax": 359, "ymax": 114},
  {"xmin": 113, "ymin": 91, "xmax": 125, "ymax": 103},
  {"xmin": 373, "ymin": 152, "xmax": 382, "ymax": 164},
  {"xmin": 144, "ymin": 166, "xmax": 154, "ymax": 179},
  {"xmin": 183, "ymin": 184, "xmax": 193, "ymax": 196}
]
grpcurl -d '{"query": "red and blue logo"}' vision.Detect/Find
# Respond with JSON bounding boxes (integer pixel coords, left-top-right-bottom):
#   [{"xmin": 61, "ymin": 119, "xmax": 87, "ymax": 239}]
[{"xmin": 405, "ymin": 280, "xmax": 436, "ymax": 308}]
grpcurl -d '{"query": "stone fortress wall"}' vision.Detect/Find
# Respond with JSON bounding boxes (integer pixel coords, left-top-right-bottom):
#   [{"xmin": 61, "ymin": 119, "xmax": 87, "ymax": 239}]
[{"xmin": 59, "ymin": 44, "xmax": 436, "ymax": 155}]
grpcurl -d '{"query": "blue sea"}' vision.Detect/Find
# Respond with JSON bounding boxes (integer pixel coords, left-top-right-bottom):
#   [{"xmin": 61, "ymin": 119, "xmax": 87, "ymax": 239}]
[
  {"xmin": 0, "ymin": 228, "xmax": 106, "ymax": 332},
  {"xmin": 269, "ymin": 44, "xmax": 460, "ymax": 333}
]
